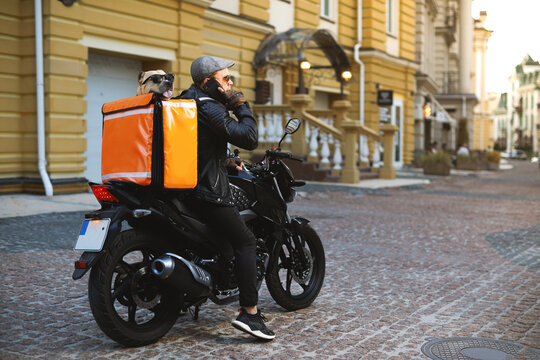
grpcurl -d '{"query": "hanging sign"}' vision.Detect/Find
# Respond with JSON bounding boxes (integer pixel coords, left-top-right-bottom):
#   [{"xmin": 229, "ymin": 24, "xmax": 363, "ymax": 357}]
[{"xmin": 377, "ymin": 90, "xmax": 393, "ymax": 106}]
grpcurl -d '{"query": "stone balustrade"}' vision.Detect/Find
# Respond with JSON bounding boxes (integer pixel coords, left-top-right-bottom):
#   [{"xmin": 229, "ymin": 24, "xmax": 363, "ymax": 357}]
[{"xmin": 252, "ymin": 95, "xmax": 397, "ymax": 182}]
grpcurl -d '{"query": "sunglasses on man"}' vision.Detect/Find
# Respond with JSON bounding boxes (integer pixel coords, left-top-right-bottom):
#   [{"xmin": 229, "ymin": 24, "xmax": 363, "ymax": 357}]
[{"xmin": 142, "ymin": 73, "xmax": 175, "ymax": 84}]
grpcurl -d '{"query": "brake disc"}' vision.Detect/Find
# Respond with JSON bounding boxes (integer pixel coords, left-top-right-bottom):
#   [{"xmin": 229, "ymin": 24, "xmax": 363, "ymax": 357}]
[
  {"xmin": 130, "ymin": 267, "xmax": 161, "ymax": 309},
  {"xmin": 291, "ymin": 247, "xmax": 313, "ymax": 285}
]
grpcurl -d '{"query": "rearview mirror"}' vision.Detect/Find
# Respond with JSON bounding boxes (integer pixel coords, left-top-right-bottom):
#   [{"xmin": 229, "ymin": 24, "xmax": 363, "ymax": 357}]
[{"xmin": 285, "ymin": 118, "xmax": 301, "ymax": 135}]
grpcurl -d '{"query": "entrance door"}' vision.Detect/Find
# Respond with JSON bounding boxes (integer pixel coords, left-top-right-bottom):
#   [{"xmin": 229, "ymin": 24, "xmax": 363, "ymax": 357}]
[
  {"xmin": 84, "ymin": 53, "xmax": 142, "ymax": 183},
  {"xmin": 391, "ymin": 98, "xmax": 404, "ymax": 169}
]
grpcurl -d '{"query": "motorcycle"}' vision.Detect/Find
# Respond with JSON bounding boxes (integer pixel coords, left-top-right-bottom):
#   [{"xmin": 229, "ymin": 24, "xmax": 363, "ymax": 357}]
[{"xmin": 72, "ymin": 118, "xmax": 325, "ymax": 346}]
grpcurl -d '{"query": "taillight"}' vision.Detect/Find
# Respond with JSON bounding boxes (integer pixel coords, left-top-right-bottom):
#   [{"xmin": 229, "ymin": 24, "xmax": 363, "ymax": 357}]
[
  {"xmin": 91, "ymin": 185, "xmax": 119, "ymax": 203},
  {"xmin": 74, "ymin": 261, "xmax": 87, "ymax": 269}
]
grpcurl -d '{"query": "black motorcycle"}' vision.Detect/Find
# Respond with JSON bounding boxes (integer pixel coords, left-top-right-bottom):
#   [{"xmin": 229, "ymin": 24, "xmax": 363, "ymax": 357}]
[{"xmin": 72, "ymin": 118, "xmax": 325, "ymax": 346}]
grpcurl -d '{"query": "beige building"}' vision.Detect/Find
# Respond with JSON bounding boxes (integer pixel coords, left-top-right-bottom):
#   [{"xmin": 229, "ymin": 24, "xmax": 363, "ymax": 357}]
[
  {"xmin": 471, "ymin": 10, "xmax": 493, "ymax": 150},
  {"xmin": 0, "ymin": 0, "xmax": 417, "ymax": 194},
  {"xmin": 507, "ymin": 55, "xmax": 540, "ymax": 155},
  {"xmin": 414, "ymin": 0, "xmax": 479, "ymax": 155}
]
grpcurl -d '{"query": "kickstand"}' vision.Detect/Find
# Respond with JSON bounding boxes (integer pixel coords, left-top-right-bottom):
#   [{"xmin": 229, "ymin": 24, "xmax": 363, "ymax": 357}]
[
  {"xmin": 188, "ymin": 299, "xmax": 206, "ymax": 320},
  {"xmin": 189, "ymin": 305, "xmax": 200, "ymax": 320}
]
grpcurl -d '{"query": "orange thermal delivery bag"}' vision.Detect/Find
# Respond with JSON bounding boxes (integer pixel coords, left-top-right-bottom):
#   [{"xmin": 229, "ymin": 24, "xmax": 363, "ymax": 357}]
[{"xmin": 101, "ymin": 93, "xmax": 198, "ymax": 189}]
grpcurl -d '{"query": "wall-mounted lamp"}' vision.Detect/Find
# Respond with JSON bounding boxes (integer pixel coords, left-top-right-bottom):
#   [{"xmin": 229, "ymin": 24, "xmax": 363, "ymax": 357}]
[{"xmin": 423, "ymin": 103, "xmax": 432, "ymax": 118}]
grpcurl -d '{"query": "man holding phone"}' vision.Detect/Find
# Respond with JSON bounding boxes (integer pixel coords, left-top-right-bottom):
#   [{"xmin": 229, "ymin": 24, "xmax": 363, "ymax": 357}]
[{"xmin": 177, "ymin": 56, "xmax": 275, "ymax": 340}]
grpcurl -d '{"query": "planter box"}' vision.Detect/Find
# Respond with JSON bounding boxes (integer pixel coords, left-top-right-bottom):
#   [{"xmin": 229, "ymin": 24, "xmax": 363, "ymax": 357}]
[
  {"xmin": 423, "ymin": 163, "xmax": 451, "ymax": 176},
  {"xmin": 487, "ymin": 162, "xmax": 499, "ymax": 171},
  {"xmin": 456, "ymin": 159, "xmax": 479, "ymax": 171}
]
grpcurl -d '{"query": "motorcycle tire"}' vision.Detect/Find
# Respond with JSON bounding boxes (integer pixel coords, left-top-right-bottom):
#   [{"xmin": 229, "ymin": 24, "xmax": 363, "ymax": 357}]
[
  {"xmin": 265, "ymin": 223, "xmax": 325, "ymax": 311},
  {"xmin": 88, "ymin": 230, "xmax": 182, "ymax": 347}
]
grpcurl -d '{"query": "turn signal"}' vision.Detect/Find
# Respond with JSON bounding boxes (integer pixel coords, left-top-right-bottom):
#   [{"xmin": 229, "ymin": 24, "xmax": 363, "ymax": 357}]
[{"xmin": 91, "ymin": 185, "xmax": 119, "ymax": 203}]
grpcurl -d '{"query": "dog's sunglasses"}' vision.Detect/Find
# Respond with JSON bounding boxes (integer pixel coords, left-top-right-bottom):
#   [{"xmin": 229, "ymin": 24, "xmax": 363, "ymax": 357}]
[{"xmin": 142, "ymin": 73, "xmax": 174, "ymax": 85}]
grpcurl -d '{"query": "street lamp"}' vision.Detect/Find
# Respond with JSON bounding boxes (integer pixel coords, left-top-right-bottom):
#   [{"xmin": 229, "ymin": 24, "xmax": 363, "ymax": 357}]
[
  {"xmin": 340, "ymin": 70, "xmax": 352, "ymax": 99},
  {"xmin": 297, "ymin": 58, "xmax": 310, "ymax": 94}
]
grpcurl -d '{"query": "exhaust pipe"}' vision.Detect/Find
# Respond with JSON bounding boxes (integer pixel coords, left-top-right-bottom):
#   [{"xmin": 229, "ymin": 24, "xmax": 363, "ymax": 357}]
[{"xmin": 151, "ymin": 253, "xmax": 212, "ymax": 299}]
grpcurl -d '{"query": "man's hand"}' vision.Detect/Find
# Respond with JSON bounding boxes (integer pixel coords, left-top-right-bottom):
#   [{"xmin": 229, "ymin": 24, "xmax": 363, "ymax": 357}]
[
  {"xmin": 226, "ymin": 157, "xmax": 243, "ymax": 171},
  {"xmin": 223, "ymin": 89, "xmax": 246, "ymax": 110}
]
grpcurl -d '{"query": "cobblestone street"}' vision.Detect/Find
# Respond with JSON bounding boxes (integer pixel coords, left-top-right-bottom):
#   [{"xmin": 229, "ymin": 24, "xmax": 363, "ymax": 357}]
[{"xmin": 0, "ymin": 161, "xmax": 539, "ymax": 359}]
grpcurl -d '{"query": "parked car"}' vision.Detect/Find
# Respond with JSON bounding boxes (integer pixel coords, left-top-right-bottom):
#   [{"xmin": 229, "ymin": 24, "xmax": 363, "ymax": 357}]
[{"xmin": 500, "ymin": 150, "xmax": 527, "ymax": 160}]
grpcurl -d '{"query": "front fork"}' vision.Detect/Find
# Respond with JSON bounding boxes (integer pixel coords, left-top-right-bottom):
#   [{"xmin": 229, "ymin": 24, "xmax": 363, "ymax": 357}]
[{"xmin": 278, "ymin": 217, "xmax": 311, "ymax": 269}]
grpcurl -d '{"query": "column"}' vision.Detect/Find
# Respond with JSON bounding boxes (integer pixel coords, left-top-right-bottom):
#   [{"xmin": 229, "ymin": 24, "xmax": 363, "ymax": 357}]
[{"xmin": 459, "ymin": 0, "xmax": 473, "ymax": 94}]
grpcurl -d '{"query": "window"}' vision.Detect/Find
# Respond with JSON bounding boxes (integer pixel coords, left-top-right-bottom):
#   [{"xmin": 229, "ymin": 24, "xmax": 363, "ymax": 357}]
[
  {"xmin": 387, "ymin": 0, "xmax": 393, "ymax": 34},
  {"xmin": 386, "ymin": 0, "xmax": 399, "ymax": 36},
  {"xmin": 385, "ymin": 0, "xmax": 399, "ymax": 55},
  {"xmin": 320, "ymin": 0, "xmax": 332, "ymax": 19}
]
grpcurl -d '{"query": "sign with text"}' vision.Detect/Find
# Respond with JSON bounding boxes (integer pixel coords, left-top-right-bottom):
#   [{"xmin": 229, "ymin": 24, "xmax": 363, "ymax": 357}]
[
  {"xmin": 379, "ymin": 107, "xmax": 391, "ymax": 123},
  {"xmin": 377, "ymin": 90, "xmax": 393, "ymax": 106}
]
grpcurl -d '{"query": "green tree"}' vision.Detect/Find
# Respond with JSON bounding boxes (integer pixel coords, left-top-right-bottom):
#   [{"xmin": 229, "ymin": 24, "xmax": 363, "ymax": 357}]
[{"xmin": 457, "ymin": 118, "xmax": 469, "ymax": 147}]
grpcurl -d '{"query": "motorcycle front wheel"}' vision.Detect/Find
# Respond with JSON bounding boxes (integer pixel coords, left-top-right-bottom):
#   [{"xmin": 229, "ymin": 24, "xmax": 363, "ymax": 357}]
[
  {"xmin": 265, "ymin": 223, "xmax": 325, "ymax": 310},
  {"xmin": 88, "ymin": 230, "xmax": 181, "ymax": 347}
]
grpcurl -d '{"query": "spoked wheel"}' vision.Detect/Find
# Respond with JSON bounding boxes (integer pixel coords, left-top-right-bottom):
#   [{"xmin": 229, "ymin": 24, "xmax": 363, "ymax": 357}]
[
  {"xmin": 88, "ymin": 230, "xmax": 181, "ymax": 347},
  {"xmin": 265, "ymin": 223, "xmax": 325, "ymax": 310}
]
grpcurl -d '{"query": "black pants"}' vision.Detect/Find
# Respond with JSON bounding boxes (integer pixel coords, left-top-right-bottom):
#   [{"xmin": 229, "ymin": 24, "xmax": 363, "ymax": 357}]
[{"xmin": 188, "ymin": 197, "xmax": 258, "ymax": 307}]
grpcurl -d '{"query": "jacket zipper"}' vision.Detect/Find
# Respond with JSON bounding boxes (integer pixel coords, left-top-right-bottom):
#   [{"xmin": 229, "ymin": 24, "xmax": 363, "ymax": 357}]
[{"xmin": 213, "ymin": 168, "xmax": 220, "ymax": 189}]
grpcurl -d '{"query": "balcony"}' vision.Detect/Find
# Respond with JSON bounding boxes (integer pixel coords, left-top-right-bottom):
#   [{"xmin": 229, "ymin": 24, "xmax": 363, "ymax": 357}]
[
  {"xmin": 441, "ymin": 71, "xmax": 459, "ymax": 94},
  {"xmin": 436, "ymin": 6, "xmax": 457, "ymax": 45}
]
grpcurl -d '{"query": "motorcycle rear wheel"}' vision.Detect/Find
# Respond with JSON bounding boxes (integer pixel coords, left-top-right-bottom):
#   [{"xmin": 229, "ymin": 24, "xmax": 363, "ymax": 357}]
[
  {"xmin": 265, "ymin": 223, "xmax": 325, "ymax": 311},
  {"xmin": 88, "ymin": 230, "xmax": 181, "ymax": 347}
]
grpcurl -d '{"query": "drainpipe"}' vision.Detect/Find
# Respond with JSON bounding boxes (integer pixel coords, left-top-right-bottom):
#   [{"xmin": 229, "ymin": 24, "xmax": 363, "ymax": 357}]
[
  {"xmin": 353, "ymin": 0, "xmax": 364, "ymax": 125},
  {"xmin": 35, "ymin": 0, "xmax": 53, "ymax": 196}
]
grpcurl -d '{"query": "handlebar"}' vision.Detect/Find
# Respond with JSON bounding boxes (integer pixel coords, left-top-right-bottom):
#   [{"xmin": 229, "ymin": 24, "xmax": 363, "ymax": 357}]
[{"xmin": 265, "ymin": 149, "xmax": 302, "ymax": 162}]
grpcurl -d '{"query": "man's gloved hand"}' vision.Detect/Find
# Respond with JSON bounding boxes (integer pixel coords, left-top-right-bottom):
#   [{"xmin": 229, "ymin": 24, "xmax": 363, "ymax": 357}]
[
  {"xmin": 226, "ymin": 157, "xmax": 243, "ymax": 171},
  {"xmin": 224, "ymin": 89, "xmax": 246, "ymax": 110}
]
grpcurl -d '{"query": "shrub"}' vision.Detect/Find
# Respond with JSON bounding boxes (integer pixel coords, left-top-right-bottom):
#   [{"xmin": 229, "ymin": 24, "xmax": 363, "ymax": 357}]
[
  {"xmin": 486, "ymin": 151, "xmax": 501, "ymax": 163},
  {"xmin": 456, "ymin": 153, "xmax": 478, "ymax": 162},
  {"xmin": 420, "ymin": 151, "xmax": 451, "ymax": 166}
]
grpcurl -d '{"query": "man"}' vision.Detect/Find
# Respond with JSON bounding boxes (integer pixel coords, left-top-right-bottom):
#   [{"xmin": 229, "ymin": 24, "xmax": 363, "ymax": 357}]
[
  {"xmin": 457, "ymin": 143, "xmax": 470, "ymax": 156},
  {"xmin": 177, "ymin": 56, "xmax": 275, "ymax": 340}
]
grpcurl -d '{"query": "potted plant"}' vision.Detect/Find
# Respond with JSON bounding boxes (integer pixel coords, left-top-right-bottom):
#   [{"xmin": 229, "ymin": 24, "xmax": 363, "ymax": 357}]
[
  {"xmin": 456, "ymin": 153, "xmax": 479, "ymax": 170},
  {"xmin": 421, "ymin": 152, "xmax": 451, "ymax": 176},
  {"xmin": 486, "ymin": 151, "xmax": 501, "ymax": 170}
]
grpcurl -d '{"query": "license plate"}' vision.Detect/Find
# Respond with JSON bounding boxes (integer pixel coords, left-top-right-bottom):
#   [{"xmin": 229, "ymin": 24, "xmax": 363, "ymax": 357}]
[{"xmin": 74, "ymin": 219, "xmax": 111, "ymax": 251}]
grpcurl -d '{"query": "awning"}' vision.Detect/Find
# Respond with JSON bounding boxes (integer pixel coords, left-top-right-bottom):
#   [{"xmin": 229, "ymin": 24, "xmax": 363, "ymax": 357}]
[{"xmin": 253, "ymin": 28, "xmax": 351, "ymax": 82}]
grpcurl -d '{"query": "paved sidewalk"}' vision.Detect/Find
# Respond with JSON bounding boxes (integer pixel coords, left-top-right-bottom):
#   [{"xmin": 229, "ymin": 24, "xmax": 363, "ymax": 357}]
[
  {"xmin": 0, "ymin": 192, "xmax": 99, "ymax": 218},
  {"xmin": 0, "ymin": 175, "xmax": 430, "ymax": 218}
]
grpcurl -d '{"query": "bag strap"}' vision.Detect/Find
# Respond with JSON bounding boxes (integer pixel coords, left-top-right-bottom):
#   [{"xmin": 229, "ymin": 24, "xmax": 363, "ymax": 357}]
[{"xmin": 196, "ymin": 96, "xmax": 216, "ymax": 106}]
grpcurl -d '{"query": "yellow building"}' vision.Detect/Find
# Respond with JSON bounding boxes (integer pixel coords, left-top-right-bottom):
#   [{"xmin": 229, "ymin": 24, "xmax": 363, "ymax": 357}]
[
  {"xmin": 357, "ymin": 0, "xmax": 417, "ymax": 167},
  {"xmin": 0, "ymin": 0, "xmax": 416, "ymax": 194}
]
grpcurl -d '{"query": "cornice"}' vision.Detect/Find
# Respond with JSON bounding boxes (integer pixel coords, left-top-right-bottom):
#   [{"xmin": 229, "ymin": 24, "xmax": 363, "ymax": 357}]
[
  {"xmin": 180, "ymin": 0, "xmax": 214, "ymax": 8},
  {"xmin": 357, "ymin": 48, "xmax": 419, "ymax": 71},
  {"xmin": 203, "ymin": 8, "xmax": 275, "ymax": 35},
  {"xmin": 416, "ymin": 72, "xmax": 440, "ymax": 94}
]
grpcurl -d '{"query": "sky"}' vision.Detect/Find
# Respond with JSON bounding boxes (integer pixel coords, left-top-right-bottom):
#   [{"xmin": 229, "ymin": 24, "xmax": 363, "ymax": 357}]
[{"xmin": 471, "ymin": 0, "xmax": 540, "ymax": 94}]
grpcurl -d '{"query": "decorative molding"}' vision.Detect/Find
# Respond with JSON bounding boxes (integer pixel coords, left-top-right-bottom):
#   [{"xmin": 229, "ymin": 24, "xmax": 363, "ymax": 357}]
[
  {"xmin": 80, "ymin": 35, "xmax": 176, "ymax": 61},
  {"xmin": 203, "ymin": 8, "xmax": 274, "ymax": 34},
  {"xmin": 416, "ymin": 72, "xmax": 440, "ymax": 94},
  {"xmin": 180, "ymin": 0, "xmax": 214, "ymax": 9},
  {"xmin": 425, "ymin": 0, "xmax": 438, "ymax": 17},
  {"xmin": 357, "ymin": 49, "xmax": 419, "ymax": 71}
]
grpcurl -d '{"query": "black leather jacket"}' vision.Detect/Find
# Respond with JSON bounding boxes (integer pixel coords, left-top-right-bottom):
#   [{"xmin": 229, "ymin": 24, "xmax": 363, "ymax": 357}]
[{"xmin": 177, "ymin": 84, "xmax": 258, "ymax": 206}]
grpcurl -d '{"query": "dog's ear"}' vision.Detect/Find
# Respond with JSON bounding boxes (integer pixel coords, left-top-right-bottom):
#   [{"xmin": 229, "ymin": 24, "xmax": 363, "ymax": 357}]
[{"xmin": 138, "ymin": 71, "xmax": 146, "ymax": 84}]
